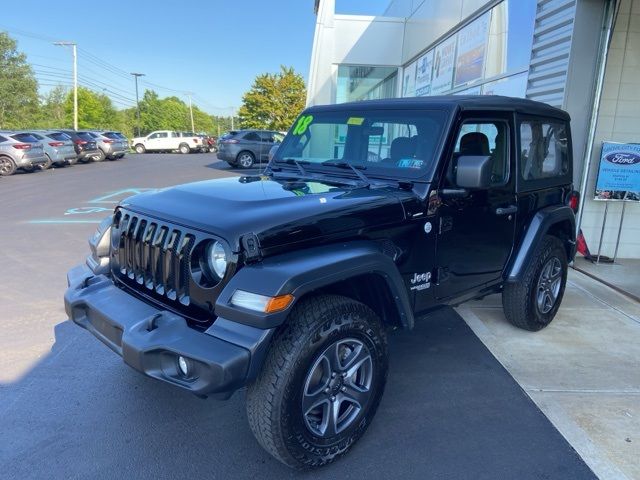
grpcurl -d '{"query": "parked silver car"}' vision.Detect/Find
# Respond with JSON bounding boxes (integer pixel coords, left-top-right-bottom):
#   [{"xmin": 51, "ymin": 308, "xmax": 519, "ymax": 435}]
[
  {"xmin": 82, "ymin": 130, "xmax": 128, "ymax": 161},
  {"xmin": 23, "ymin": 130, "xmax": 77, "ymax": 168},
  {"xmin": 0, "ymin": 131, "xmax": 48, "ymax": 175}
]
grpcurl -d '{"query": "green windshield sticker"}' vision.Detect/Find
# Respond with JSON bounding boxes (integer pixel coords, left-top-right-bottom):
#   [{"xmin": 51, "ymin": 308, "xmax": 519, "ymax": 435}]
[
  {"xmin": 293, "ymin": 115, "xmax": 314, "ymax": 135},
  {"xmin": 347, "ymin": 117, "xmax": 365, "ymax": 126}
]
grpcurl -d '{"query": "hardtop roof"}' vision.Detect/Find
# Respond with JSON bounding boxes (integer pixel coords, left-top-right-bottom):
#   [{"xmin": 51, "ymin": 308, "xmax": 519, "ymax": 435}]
[{"xmin": 305, "ymin": 95, "xmax": 570, "ymax": 121}]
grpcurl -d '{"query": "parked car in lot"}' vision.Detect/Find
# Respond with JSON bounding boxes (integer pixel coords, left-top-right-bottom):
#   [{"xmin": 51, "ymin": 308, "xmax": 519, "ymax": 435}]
[
  {"xmin": 64, "ymin": 96, "xmax": 578, "ymax": 469},
  {"xmin": 23, "ymin": 130, "xmax": 77, "ymax": 169},
  {"xmin": 217, "ymin": 129, "xmax": 284, "ymax": 168},
  {"xmin": 131, "ymin": 130, "xmax": 200, "ymax": 154},
  {"xmin": 84, "ymin": 130, "xmax": 128, "ymax": 161},
  {"xmin": 60, "ymin": 130, "xmax": 102, "ymax": 163},
  {"xmin": 0, "ymin": 131, "xmax": 48, "ymax": 175}
]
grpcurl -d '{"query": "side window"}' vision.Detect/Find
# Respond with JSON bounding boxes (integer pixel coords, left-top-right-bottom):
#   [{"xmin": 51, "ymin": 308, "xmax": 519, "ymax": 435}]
[
  {"xmin": 259, "ymin": 132, "xmax": 274, "ymax": 143},
  {"xmin": 520, "ymin": 120, "xmax": 568, "ymax": 180},
  {"xmin": 148, "ymin": 133, "xmax": 158, "ymax": 140},
  {"xmin": 244, "ymin": 132, "xmax": 261, "ymax": 142},
  {"xmin": 170, "ymin": 132, "xmax": 178, "ymax": 138},
  {"xmin": 0, "ymin": 135, "xmax": 7, "ymax": 143},
  {"xmin": 157, "ymin": 132, "xmax": 168, "ymax": 139},
  {"xmin": 447, "ymin": 121, "xmax": 509, "ymax": 187}
]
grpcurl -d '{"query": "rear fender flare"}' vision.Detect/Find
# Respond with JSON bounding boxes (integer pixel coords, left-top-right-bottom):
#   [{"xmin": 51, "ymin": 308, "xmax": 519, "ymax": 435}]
[{"xmin": 507, "ymin": 205, "xmax": 576, "ymax": 283}]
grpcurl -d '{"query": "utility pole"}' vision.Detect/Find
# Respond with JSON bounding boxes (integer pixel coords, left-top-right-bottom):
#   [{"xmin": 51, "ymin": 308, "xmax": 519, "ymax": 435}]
[
  {"xmin": 186, "ymin": 93, "xmax": 195, "ymax": 132},
  {"xmin": 54, "ymin": 41, "xmax": 77, "ymax": 130},
  {"xmin": 230, "ymin": 107, "xmax": 235, "ymax": 130},
  {"xmin": 131, "ymin": 73, "xmax": 145, "ymax": 136}
]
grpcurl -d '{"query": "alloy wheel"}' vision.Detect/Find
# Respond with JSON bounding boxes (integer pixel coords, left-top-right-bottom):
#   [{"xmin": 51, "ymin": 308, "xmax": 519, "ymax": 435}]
[
  {"xmin": 238, "ymin": 153, "xmax": 254, "ymax": 168},
  {"xmin": 536, "ymin": 257, "xmax": 562, "ymax": 314},
  {"xmin": 302, "ymin": 338, "xmax": 373, "ymax": 438}
]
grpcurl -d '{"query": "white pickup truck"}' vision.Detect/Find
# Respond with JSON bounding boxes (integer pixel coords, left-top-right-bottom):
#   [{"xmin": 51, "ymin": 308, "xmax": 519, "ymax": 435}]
[{"xmin": 131, "ymin": 131, "xmax": 201, "ymax": 154}]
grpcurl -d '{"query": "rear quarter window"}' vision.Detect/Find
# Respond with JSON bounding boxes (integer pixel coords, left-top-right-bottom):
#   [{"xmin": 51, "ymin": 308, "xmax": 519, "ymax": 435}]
[
  {"xmin": 518, "ymin": 117, "xmax": 571, "ymax": 189},
  {"xmin": 77, "ymin": 132, "xmax": 95, "ymax": 141},
  {"xmin": 11, "ymin": 133, "xmax": 39, "ymax": 142},
  {"xmin": 47, "ymin": 132, "xmax": 69, "ymax": 141},
  {"xmin": 102, "ymin": 132, "xmax": 120, "ymax": 139},
  {"xmin": 0, "ymin": 135, "xmax": 7, "ymax": 143}
]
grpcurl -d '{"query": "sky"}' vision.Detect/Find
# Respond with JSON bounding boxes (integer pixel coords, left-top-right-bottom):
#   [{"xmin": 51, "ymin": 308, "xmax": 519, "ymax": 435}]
[{"xmin": 0, "ymin": 1, "xmax": 324, "ymax": 116}]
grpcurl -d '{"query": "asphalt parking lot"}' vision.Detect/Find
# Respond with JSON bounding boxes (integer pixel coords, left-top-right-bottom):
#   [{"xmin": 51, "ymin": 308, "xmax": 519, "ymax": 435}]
[{"xmin": 0, "ymin": 153, "xmax": 596, "ymax": 479}]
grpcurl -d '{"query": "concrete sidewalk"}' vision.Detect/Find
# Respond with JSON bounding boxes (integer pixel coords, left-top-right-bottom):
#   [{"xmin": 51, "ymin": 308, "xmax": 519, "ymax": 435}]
[{"xmin": 457, "ymin": 270, "xmax": 640, "ymax": 480}]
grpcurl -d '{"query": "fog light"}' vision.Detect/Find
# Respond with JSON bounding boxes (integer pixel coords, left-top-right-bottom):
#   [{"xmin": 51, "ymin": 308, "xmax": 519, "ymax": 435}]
[{"xmin": 177, "ymin": 356, "xmax": 190, "ymax": 377}]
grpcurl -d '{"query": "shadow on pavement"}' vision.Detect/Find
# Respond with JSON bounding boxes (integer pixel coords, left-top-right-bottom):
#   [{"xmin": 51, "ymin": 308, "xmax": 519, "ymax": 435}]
[{"xmin": 0, "ymin": 308, "xmax": 596, "ymax": 479}]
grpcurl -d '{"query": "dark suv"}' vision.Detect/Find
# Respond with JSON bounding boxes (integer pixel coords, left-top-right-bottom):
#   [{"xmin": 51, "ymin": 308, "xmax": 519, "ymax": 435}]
[
  {"xmin": 217, "ymin": 129, "xmax": 284, "ymax": 168},
  {"xmin": 64, "ymin": 96, "xmax": 577, "ymax": 469},
  {"xmin": 60, "ymin": 130, "xmax": 101, "ymax": 163}
]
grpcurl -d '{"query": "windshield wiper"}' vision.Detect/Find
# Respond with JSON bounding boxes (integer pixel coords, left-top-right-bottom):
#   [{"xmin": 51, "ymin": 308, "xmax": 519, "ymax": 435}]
[
  {"xmin": 321, "ymin": 160, "xmax": 370, "ymax": 187},
  {"xmin": 280, "ymin": 158, "xmax": 309, "ymax": 176}
]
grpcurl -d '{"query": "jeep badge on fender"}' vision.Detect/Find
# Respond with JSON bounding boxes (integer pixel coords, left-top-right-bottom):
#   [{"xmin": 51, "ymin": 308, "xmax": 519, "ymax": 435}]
[{"xmin": 64, "ymin": 96, "xmax": 576, "ymax": 469}]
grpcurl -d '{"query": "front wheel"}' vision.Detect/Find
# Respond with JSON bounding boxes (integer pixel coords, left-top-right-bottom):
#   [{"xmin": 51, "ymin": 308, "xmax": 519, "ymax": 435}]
[
  {"xmin": 502, "ymin": 235, "xmax": 568, "ymax": 331},
  {"xmin": 236, "ymin": 151, "xmax": 255, "ymax": 168},
  {"xmin": 246, "ymin": 295, "xmax": 388, "ymax": 469},
  {"xmin": 134, "ymin": 144, "xmax": 146, "ymax": 154},
  {"xmin": 179, "ymin": 143, "xmax": 190, "ymax": 154}
]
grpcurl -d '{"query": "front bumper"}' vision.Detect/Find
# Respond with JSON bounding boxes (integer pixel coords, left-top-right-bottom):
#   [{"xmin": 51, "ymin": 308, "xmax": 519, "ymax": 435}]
[{"xmin": 64, "ymin": 264, "xmax": 274, "ymax": 397}]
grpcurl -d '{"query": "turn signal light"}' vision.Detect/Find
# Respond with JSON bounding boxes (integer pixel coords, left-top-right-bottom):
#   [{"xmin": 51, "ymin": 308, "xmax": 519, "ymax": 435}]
[{"xmin": 265, "ymin": 294, "xmax": 295, "ymax": 313}]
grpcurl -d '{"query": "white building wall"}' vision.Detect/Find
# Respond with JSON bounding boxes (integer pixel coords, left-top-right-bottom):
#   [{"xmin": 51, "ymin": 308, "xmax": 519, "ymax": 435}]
[
  {"xmin": 580, "ymin": 0, "xmax": 640, "ymax": 259},
  {"xmin": 306, "ymin": 0, "xmax": 404, "ymax": 107}
]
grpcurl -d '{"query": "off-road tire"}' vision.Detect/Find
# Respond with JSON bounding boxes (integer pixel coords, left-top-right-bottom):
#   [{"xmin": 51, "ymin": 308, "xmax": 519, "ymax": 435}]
[
  {"xmin": 134, "ymin": 144, "xmax": 146, "ymax": 154},
  {"xmin": 179, "ymin": 143, "xmax": 190, "ymax": 154},
  {"xmin": 246, "ymin": 294, "xmax": 388, "ymax": 469},
  {"xmin": 502, "ymin": 235, "xmax": 568, "ymax": 331}
]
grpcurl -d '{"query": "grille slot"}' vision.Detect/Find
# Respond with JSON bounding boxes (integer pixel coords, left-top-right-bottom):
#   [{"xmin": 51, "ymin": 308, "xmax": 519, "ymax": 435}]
[{"xmin": 116, "ymin": 214, "xmax": 192, "ymax": 305}]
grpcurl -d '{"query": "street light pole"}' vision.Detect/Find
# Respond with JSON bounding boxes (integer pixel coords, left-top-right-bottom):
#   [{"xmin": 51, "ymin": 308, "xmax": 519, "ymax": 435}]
[
  {"xmin": 54, "ymin": 41, "xmax": 77, "ymax": 130},
  {"xmin": 186, "ymin": 93, "xmax": 195, "ymax": 132},
  {"xmin": 131, "ymin": 73, "xmax": 145, "ymax": 137}
]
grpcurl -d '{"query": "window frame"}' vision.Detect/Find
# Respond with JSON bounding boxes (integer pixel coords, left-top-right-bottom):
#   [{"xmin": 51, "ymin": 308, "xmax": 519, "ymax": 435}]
[
  {"xmin": 516, "ymin": 114, "xmax": 572, "ymax": 192},
  {"xmin": 446, "ymin": 117, "xmax": 512, "ymax": 189}
]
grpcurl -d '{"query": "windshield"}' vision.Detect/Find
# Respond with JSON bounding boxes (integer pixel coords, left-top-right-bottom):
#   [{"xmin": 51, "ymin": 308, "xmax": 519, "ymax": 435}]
[{"xmin": 274, "ymin": 109, "xmax": 447, "ymax": 179}]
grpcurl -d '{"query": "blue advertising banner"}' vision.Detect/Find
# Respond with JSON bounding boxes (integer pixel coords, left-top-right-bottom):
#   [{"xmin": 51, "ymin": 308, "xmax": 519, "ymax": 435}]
[{"xmin": 595, "ymin": 142, "xmax": 640, "ymax": 201}]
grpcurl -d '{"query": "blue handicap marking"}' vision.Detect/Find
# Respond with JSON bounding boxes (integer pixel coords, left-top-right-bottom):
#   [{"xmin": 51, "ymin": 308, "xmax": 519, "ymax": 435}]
[
  {"xmin": 29, "ymin": 187, "xmax": 158, "ymax": 225},
  {"xmin": 65, "ymin": 207, "xmax": 113, "ymax": 215}
]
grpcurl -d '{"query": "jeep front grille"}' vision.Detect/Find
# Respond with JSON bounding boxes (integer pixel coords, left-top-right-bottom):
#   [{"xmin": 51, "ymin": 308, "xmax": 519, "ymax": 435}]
[
  {"xmin": 111, "ymin": 209, "xmax": 233, "ymax": 325},
  {"xmin": 117, "ymin": 213, "xmax": 194, "ymax": 304}
]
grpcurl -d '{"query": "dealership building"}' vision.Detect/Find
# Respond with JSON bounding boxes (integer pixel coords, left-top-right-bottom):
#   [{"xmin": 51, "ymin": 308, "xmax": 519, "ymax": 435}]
[{"xmin": 307, "ymin": 0, "xmax": 640, "ymax": 284}]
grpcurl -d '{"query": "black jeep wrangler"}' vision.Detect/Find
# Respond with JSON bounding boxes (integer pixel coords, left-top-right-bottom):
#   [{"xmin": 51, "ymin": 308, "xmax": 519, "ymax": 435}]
[{"xmin": 65, "ymin": 96, "xmax": 577, "ymax": 469}]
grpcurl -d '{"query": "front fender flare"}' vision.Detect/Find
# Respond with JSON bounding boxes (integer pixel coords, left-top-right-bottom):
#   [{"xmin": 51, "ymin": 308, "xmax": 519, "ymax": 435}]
[
  {"xmin": 215, "ymin": 241, "xmax": 414, "ymax": 330},
  {"xmin": 507, "ymin": 205, "xmax": 576, "ymax": 283}
]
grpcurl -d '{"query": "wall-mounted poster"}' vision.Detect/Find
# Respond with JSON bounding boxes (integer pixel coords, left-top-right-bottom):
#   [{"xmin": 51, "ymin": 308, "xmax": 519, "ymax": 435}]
[
  {"xmin": 595, "ymin": 142, "xmax": 640, "ymax": 202},
  {"xmin": 402, "ymin": 61, "xmax": 417, "ymax": 97},
  {"xmin": 455, "ymin": 12, "xmax": 490, "ymax": 87},
  {"xmin": 431, "ymin": 36, "xmax": 457, "ymax": 95},
  {"xmin": 415, "ymin": 50, "xmax": 434, "ymax": 97}
]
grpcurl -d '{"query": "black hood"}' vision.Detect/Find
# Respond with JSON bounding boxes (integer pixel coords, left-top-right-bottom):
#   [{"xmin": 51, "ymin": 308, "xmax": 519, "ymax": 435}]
[{"xmin": 120, "ymin": 176, "xmax": 407, "ymax": 252}]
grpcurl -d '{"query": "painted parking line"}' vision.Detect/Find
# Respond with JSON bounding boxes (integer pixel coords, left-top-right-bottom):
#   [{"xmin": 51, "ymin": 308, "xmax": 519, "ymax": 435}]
[{"xmin": 28, "ymin": 188, "xmax": 157, "ymax": 225}]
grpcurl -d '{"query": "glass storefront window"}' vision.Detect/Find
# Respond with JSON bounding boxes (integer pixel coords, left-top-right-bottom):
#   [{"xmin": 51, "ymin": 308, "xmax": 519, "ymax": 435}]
[
  {"xmin": 400, "ymin": 0, "xmax": 536, "ymax": 99},
  {"xmin": 336, "ymin": 65, "xmax": 398, "ymax": 104}
]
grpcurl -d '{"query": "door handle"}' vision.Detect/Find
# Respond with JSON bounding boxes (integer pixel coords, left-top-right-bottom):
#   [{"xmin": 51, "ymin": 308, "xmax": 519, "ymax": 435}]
[{"xmin": 496, "ymin": 205, "xmax": 518, "ymax": 216}]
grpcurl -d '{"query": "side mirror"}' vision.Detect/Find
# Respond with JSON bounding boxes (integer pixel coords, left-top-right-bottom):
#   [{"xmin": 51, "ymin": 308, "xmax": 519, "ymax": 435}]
[{"xmin": 455, "ymin": 155, "xmax": 492, "ymax": 189}]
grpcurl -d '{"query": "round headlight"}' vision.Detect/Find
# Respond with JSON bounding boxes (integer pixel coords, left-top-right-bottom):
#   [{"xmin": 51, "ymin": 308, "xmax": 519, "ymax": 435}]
[{"xmin": 206, "ymin": 241, "xmax": 228, "ymax": 279}]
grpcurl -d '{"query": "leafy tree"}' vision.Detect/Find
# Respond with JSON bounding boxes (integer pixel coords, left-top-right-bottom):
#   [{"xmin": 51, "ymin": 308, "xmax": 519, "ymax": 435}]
[
  {"xmin": 0, "ymin": 32, "xmax": 39, "ymax": 129},
  {"xmin": 63, "ymin": 87, "xmax": 117, "ymax": 129},
  {"xmin": 238, "ymin": 66, "xmax": 306, "ymax": 131},
  {"xmin": 38, "ymin": 86, "xmax": 68, "ymax": 129}
]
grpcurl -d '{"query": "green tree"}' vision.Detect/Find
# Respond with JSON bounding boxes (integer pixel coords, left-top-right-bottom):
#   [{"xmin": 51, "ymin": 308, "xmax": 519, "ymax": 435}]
[
  {"xmin": 63, "ymin": 87, "xmax": 117, "ymax": 129},
  {"xmin": 0, "ymin": 32, "xmax": 39, "ymax": 129},
  {"xmin": 38, "ymin": 85, "xmax": 68, "ymax": 129},
  {"xmin": 238, "ymin": 66, "xmax": 306, "ymax": 131}
]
